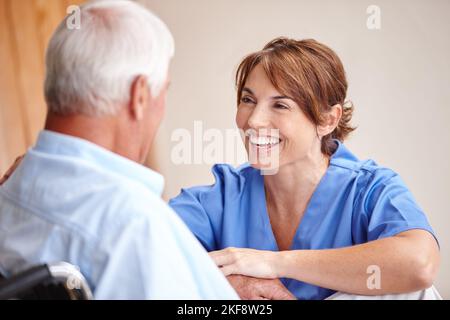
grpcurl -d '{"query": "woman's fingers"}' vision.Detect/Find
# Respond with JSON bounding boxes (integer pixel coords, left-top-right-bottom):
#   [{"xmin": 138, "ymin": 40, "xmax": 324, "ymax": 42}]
[
  {"xmin": 219, "ymin": 265, "xmax": 236, "ymax": 277},
  {"xmin": 209, "ymin": 248, "xmax": 238, "ymax": 267},
  {"xmin": 210, "ymin": 247, "xmax": 278, "ymax": 279}
]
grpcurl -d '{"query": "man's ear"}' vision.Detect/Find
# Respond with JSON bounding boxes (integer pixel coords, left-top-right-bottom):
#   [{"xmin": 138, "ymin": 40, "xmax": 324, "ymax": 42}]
[
  {"xmin": 317, "ymin": 104, "xmax": 342, "ymax": 138},
  {"xmin": 129, "ymin": 75, "xmax": 150, "ymax": 121}
]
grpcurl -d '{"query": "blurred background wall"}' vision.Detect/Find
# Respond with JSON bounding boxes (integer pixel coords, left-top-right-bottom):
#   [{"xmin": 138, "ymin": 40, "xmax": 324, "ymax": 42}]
[
  {"xmin": 0, "ymin": 0, "xmax": 449, "ymax": 298},
  {"xmin": 0, "ymin": 0, "xmax": 83, "ymax": 173}
]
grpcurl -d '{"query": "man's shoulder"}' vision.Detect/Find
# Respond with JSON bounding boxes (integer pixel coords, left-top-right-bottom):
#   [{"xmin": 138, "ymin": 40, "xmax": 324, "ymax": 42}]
[
  {"xmin": 5, "ymin": 150, "xmax": 169, "ymax": 242},
  {"xmin": 84, "ymin": 175, "xmax": 171, "ymax": 235}
]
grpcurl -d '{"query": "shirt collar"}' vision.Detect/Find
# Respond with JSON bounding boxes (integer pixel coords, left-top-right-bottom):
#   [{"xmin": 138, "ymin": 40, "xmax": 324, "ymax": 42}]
[
  {"xmin": 33, "ymin": 130, "xmax": 164, "ymax": 196},
  {"xmin": 330, "ymin": 139, "xmax": 359, "ymax": 165}
]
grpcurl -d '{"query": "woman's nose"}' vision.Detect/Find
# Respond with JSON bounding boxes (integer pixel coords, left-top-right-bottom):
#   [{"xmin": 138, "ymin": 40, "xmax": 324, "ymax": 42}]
[{"xmin": 247, "ymin": 105, "xmax": 271, "ymax": 129}]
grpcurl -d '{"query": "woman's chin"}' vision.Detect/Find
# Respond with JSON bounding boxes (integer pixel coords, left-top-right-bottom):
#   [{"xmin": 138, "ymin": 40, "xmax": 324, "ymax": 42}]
[{"xmin": 248, "ymin": 156, "xmax": 280, "ymax": 172}]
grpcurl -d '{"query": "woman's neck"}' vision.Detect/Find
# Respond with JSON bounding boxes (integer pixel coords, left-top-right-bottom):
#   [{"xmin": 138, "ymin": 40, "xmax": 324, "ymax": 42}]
[{"xmin": 263, "ymin": 152, "xmax": 330, "ymax": 215}]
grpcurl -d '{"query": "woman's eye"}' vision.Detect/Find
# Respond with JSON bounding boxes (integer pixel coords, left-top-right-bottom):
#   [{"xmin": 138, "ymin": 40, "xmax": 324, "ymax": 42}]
[
  {"xmin": 274, "ymin": 103, "xmax": 289, "ymax": 110},
  {"xmin": 241, "ymin": 96, "xmax": 255, "ymax": 104}
]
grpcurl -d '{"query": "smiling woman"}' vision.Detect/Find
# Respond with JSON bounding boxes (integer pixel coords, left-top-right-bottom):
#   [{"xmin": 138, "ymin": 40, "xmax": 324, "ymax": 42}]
[
  {"xmin": 169, "ymin": 37, "xmax": 441, "ymax": 300},
  {"xmin": 236, "ymin": 37, "xmax": 355, "ymax": 157}
]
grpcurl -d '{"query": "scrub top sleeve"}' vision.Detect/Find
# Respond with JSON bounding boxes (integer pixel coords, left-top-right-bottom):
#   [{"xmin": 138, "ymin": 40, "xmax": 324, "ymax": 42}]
[
  {"xmin": 169, "ymin": 188, "xmax": 218, "ymax": 251},
  {"xmin": 360, "ymin": 171, "xmax": 437, "ymax": 243}
]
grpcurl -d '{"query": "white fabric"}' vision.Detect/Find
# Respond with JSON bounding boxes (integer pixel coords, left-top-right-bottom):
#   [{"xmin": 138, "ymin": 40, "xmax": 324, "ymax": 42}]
[{"xmin": 326, "ymin": 286, "xmax": 442, "ymax": 300}]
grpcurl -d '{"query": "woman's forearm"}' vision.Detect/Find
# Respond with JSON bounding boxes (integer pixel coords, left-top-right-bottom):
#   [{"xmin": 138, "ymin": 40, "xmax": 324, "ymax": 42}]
[{"xmin": 275, "ymin": 230, "xmax": 439, "ymax": 295}]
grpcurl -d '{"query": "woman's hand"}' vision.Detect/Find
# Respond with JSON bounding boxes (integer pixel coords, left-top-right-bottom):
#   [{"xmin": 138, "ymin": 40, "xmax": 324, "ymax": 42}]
[{"xmin": 209, "ymin": 247, "xmax": 279, "ymax": 279}]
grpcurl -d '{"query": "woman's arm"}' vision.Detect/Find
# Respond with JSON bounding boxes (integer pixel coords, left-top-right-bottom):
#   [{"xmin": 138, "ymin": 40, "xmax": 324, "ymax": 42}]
[{"xmin": 210, "ymin": 229, "xmax": 440, "ymax": 295}]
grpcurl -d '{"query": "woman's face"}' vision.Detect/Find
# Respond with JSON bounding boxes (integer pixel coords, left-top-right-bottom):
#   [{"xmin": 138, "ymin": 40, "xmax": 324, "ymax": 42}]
[{"xmin": 236, "ymin": 64, "xmax": 322, "ymax": 170}]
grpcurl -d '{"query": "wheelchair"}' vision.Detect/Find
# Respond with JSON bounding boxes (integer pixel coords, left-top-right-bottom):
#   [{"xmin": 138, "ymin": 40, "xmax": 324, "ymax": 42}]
[{"xmin": 0, "ymin": 262, "xmax": 93, "ymax": 300}]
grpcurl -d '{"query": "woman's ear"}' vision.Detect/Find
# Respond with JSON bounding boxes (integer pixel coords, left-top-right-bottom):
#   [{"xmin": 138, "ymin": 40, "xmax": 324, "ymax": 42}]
[
  {"xmin": 129, "ymin": 75, "xmax": 150, "ymax": 121},
  {"xmin": 317, "ymin": 104, "xmax": 342, "ymax": 138}
]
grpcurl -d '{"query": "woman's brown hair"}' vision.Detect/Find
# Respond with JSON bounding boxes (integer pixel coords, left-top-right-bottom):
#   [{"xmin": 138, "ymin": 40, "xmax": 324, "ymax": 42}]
[{"xmin": 236, "ymin": 37, "xmax": 355, "ymax": 156}]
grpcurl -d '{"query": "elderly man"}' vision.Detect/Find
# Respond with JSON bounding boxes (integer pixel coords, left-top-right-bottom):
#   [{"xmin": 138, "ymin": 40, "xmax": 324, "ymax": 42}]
[{"xmin": 0, "ymin": 0, "xmax": 239, "ymax": 299}]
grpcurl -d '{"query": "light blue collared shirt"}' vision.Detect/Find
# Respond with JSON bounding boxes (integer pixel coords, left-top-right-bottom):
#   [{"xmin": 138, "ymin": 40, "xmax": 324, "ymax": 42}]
[{"xmin": 0, "ymin": 130, "xmax": 237, "ymax": 299}]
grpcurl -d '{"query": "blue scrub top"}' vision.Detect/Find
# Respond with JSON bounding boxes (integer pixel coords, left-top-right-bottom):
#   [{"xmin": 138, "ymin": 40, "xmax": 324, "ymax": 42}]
[{"xmin": 169, "ymin": 140, "xmax": 437, "ymax": 300}]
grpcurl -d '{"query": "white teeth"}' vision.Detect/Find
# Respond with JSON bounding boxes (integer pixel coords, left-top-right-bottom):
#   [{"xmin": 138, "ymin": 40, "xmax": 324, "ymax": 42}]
[{"xmin": 249, "ymin": 136, "xmax": 280, "ymax": 146}]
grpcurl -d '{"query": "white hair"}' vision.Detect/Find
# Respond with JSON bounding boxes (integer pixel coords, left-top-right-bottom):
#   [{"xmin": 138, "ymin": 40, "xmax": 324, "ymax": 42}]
[{"xmin": 44, "ymin": 0, "xmax": 175, "ymax": 116}]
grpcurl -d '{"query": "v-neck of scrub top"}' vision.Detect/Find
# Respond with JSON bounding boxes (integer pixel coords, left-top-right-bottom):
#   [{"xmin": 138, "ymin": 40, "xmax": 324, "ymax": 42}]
[
  {"xmin": 256, "ymin": 166, "xmax": 334, "ymax": 253},
  {"xmin": 254, "ymin": 152, "xmax": 343, "ymax": 289}
]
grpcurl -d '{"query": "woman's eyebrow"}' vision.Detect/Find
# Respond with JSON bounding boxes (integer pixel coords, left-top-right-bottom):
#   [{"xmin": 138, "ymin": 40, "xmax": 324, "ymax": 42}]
[
  {"xmin": 242, "ymin": 87, "xmax": 254, "ymax": 95},
  {"xmin": 271, "ymin": 95, "xmax": 293, "ymax": 100},
  {"xmin": 243, "ymin": 87, "xmax": 292, "ymax": 100}
]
